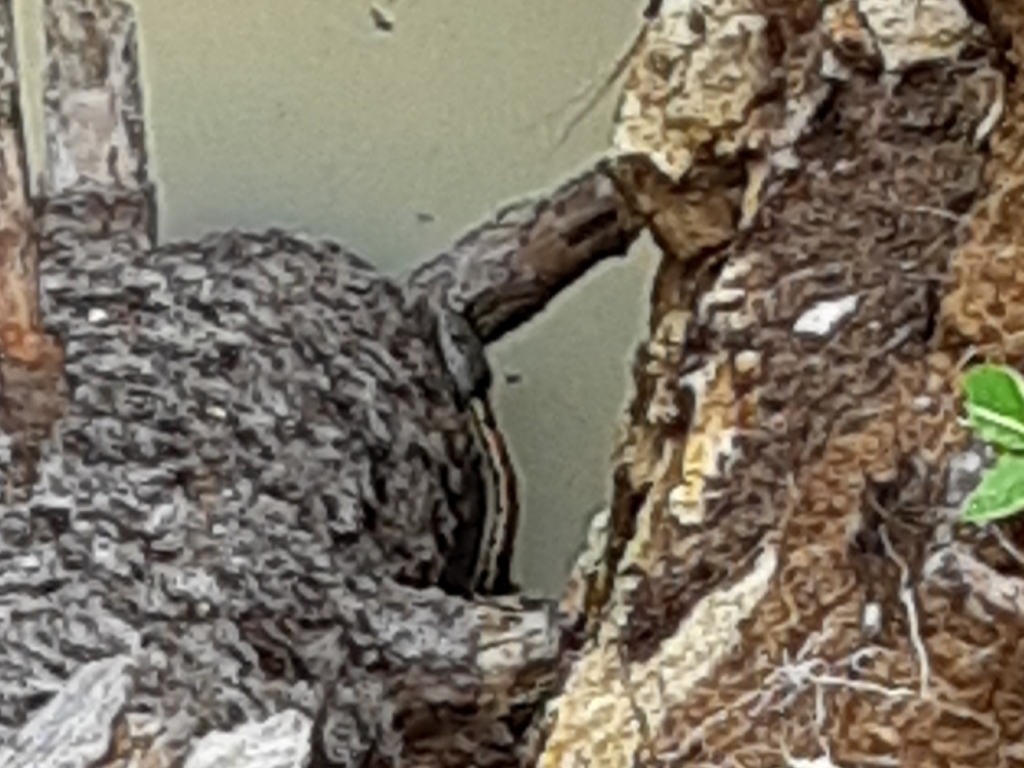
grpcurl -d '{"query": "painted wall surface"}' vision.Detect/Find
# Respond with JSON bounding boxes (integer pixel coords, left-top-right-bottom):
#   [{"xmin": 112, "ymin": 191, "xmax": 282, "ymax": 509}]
[{"xmin": 16, "ymin": 0, "xmax": 658, "ymax": 595}]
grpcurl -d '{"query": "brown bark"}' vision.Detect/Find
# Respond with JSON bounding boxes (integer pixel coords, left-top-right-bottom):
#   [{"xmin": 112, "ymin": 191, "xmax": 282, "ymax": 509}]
[
  {"xmin": 0, "ymin": 0, "xmax": 65, "ymax": 498},
  {"xmin": 404, "ymin": 162, "xmax": 646, "ymax": 344},
  {"xmin": 0, "ymin": 0, "xmax": 45, "ymax": 359},
  {"xmin": 533, "ymin": 2, "xmax": 1024, "ymax": 767}
]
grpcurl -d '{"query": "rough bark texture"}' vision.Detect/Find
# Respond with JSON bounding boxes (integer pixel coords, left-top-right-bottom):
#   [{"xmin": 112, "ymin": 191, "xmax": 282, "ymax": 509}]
[
  {"xmin": 0, "ymin": 0, "xmax": 36, "ymax": 340},
  {"xmin": 6, "ymin": 179, "xmax": 636, "ymax": 766},
  {"xmin": 404, "ymin": 164, "xmax": 645, "ymax": 344},
  {"xmin": 0, "ymin": 0, "xmax": 66, "ymax": 520},
  {"xmin": 43, "ymin": 0, "xmax": 150, "ymax": 196},
  {"xmin": 533, "ymin": 1, "xmax": 1024, "ymax": 767}
]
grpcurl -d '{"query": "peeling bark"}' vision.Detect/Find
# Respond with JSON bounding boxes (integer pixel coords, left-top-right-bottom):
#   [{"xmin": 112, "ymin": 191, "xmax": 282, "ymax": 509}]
[
  {"xmin": 0, "ymin": 0, "xmax": 37, "ymax": 343},
  {"xmin": 43, "ymin": 0, "xmax": 150, "ymax": 196}
]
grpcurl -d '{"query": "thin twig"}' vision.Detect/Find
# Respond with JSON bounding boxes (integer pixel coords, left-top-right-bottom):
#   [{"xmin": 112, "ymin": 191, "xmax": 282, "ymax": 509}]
[{"xmin": 878, "ymin": 525, "xmax": 931, "ymax": 698}]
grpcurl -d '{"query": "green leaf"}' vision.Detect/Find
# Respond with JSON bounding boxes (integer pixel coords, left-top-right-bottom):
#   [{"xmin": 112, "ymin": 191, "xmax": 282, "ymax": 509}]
[
  {"xmin": 963, "ymin": 453, "xmax": 1024, "ymax": 523},
  {"xmin": 963, "ymin": 364, "xmax": 1024, "ymax": 453}
]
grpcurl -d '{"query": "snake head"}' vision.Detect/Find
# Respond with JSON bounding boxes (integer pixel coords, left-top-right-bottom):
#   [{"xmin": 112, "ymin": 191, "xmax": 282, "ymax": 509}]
[{"xmin": 433, "ymin": 303, "xmax": 492, "ymax": 408}]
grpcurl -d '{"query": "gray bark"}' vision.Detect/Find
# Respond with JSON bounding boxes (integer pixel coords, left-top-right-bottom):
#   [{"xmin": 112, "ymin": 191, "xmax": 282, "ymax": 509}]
[
  {"xmin": 43, "ymin": 0, "xmax": 151, "ymax": 197},
  {"xmin": 0, "ymin": 0, "xmax": 36, "ymax": 340}
]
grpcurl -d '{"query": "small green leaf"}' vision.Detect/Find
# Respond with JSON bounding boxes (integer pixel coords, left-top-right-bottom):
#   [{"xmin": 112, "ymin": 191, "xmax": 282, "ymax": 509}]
[
  {"xmin": 963, "ymin": 364, "xmax": 1024, "ymax": 453},
  {"xmin": 963, "ymin": 453, "xmax": 1024, "ymax": 523}
]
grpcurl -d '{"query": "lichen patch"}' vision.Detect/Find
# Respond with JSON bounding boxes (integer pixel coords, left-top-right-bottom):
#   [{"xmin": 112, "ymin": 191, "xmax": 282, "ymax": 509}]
[
  {"xmin": 537, "ymin": 544, "xmax": 778, "ymax": 768},
  {"xmin": 611, "ymin": 0, "xmax": 778, "ymax": 181},
  {"xmin": 856, "ymin": 0, "xmax": 975, "ymax": 73},
  {"xmin": 792, "ymin": 294, "xmax": 860, "ymax": 338},
  {"xmin": 669, "ymin": 358, "xmax": 739, "ymax": 527}
]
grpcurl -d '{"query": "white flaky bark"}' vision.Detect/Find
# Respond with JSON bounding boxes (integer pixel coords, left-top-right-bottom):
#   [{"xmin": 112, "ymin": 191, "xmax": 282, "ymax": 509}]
[{"xmin": 43, "ymin": 0, "xmax": 149, "ymax": 195}]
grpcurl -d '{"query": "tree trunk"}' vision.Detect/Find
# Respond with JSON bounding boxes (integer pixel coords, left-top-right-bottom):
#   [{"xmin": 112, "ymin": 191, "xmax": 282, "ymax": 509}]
[{"xmin": 532, "ymin": 1, "xmax": 1024, "ymax": 766}]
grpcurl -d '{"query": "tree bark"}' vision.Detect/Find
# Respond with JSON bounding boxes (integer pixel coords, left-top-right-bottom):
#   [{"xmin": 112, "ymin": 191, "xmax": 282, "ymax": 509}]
[
  {"xmin": 531, "ymin": 1, "xmax": 1024, "ymax": 766},
  {"xmin": 0, "ymin": 0, "xmax": 36, "ymax": 344},
  {"xmin": 43, "ymin": 0, "xmax": 151, "ymax": 197},
  {"xmin": 0, "ymin": 0, "xmax": 66, "ymax": 498},
  {"xmin": 404, "ymin": 162, "xmax": 646, "ymax": 344}
]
